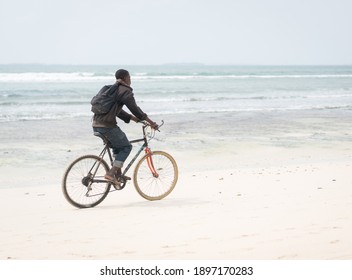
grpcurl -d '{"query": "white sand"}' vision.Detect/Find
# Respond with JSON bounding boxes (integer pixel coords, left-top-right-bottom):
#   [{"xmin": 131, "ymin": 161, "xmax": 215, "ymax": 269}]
[{"xmin": 1, "ymin": 142, "xmax": 351, "ymax": 260}]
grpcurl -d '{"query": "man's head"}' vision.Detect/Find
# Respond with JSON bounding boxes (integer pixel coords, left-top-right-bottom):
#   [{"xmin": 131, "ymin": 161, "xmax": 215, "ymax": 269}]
[{"xmin": 115, "ymin": 69, "xmax": 131, "ymax": 86}]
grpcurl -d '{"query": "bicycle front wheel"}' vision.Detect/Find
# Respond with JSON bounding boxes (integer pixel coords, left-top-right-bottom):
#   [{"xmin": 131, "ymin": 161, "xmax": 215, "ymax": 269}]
[
  {"xmin": 62, "ymin": 155, "xmax": 111, "ymax": 208},
  {"xmin": 133, "ymin": 151, "xmax": 178, "ymax": 200}
]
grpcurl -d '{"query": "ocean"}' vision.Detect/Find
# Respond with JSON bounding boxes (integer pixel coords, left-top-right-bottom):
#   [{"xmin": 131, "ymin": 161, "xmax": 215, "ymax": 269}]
[
  {"xmin": 1, "ymin": 64, "xmax": 352, "ymax": 123},
  {"xmin": 1, "ymin": 64, "xmax": 352, "ymax": 187}
]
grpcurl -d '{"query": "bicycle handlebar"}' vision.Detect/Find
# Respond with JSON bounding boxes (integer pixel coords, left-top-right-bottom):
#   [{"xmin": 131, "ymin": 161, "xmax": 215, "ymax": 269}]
[{"xmin": 139, "ymin": 120, "xmax": 164, "ymax": 131}]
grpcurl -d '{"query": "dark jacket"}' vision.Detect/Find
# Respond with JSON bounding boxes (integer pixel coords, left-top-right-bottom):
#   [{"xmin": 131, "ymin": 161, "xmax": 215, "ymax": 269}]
[{"xmin": 92, "ymin": 82, "xmax": 147, "ymax": 128}]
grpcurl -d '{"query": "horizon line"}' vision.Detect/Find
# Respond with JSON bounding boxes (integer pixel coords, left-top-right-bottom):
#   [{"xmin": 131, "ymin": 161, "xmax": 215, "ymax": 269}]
[{"xmin": 1, "ymin": 63, "xmax": 352, "ymax": 67}]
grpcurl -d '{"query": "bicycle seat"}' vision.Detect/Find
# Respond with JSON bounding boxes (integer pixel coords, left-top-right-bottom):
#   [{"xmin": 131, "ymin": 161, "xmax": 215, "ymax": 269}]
[{"xmin": 93, "ymin": 131, "xmax": 111, "ymax": 146}]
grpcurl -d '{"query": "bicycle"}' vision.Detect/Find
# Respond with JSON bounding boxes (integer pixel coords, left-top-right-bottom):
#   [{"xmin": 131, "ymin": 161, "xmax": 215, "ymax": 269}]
[{"xmin": 62, "ymin": 121, "xmax": 178, "ymax": 208}]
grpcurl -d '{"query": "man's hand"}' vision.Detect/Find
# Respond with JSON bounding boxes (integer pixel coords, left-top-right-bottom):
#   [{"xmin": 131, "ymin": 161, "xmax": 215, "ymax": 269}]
[
  {"xmin": 149, "ymin": 122, "xmax": 159, "ymax": 130},
  {"xmin": 145, "ymin": 116, "xmax": 159, "ymax": 130}
]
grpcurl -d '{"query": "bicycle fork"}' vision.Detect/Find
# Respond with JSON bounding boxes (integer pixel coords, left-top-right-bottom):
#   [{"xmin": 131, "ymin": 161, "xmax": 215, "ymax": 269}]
[
  {"xmin": 121, "ymin": 144, "xmax": 159, "ymax": 179},
  {"xmin": 145, "ymin": 147, "xmax": 159, "ymax": 178}
]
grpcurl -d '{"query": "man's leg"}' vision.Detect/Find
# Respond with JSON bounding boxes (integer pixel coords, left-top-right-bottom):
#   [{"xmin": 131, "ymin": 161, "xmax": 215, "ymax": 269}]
[{"xmin": 96, "ymin": 127, "xmax": 132, "ymax": 188}]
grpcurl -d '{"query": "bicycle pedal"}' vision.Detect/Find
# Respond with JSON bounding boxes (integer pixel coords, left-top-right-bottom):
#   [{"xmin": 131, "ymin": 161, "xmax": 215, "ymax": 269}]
[
  {"xmin": 117, "ymin": 175, "xmax": 131, "ymax": 182},
  {"xmin": 122, "ymin": 175, "xmax": 131, "ymax": 181}
]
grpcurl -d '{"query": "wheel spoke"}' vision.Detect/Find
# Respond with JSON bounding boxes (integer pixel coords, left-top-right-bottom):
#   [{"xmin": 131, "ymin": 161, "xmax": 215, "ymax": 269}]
[
  {"xmin": 134, "ymin": 151, "xmax": 178, "ymax": 200},
  {"xmin": 62, "ymin": 155, "xmax": 111, "ymax": 208}
]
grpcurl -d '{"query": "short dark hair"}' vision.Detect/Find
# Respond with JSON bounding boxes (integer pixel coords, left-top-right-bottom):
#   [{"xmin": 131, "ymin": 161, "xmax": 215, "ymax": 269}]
[{"xmin": 115, "ymin": 69, "xmax": 129, "ymax": 80}]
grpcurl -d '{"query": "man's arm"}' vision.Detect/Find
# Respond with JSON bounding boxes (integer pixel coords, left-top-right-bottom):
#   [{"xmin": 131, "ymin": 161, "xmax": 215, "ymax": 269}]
[
  {"xmin": 120, "ymin": 89, "xmax": 158, "ymax": 129},
  {"xmin": 116, "ymin": 109, "xmax": 132, "ymax": 123}
]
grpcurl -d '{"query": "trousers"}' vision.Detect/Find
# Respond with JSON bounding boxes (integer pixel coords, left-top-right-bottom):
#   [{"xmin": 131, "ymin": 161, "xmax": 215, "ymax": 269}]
[{"xmin": 93, "ymin": 126, "xmax": 132, "ymax": 168}]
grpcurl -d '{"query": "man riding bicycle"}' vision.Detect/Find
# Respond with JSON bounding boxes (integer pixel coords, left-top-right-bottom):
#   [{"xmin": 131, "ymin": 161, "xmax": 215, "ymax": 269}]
[{"xmin": 92, "ymin": 69, "xmax": 158, "ymax": 188}]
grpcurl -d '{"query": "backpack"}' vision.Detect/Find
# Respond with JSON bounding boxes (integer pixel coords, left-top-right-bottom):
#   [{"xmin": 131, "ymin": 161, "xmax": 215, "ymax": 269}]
[{"xmin": 90, "ymin": 83, "xmax": 120, "ymax": 114}]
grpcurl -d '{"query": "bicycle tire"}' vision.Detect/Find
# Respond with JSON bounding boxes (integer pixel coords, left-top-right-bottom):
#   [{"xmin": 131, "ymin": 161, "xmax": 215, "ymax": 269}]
[
  {"xmin": 133, "ymin": 151, "xmax": 178, "ymax": 200},
  {"xmin": 62, "ymin": 155, "xmax": 111, "ymax": 208}
]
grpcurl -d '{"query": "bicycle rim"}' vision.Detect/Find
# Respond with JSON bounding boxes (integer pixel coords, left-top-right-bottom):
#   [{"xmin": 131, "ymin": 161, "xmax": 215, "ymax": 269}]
[
  {"xmin": 133, "ymin": 151, "xmax": 178, "ymax": 200},
  {"xmin": 62, "ymin": 155, "xmax": 111, "ymax": 208}
]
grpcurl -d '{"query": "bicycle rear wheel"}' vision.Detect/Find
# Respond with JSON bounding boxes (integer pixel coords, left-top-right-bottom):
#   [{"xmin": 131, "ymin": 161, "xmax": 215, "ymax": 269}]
[
  {"xmin": 133, "ymin": 151, "xmax": 178, "ymax": 200},
  {"xmin": 62, "ymin": 155, "xmax": 111, "ymax": 208}
]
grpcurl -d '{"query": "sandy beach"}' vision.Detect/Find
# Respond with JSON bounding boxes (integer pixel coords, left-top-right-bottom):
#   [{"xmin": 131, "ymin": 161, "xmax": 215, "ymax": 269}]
[{"xmin": 1, "ymin": 113, "xmax": 352, "ymax": 260}]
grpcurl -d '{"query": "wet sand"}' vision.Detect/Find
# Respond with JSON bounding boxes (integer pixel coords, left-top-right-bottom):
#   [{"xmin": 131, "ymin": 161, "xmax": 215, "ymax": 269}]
[{"xmin": 1, "ymin": 112, "xmax": 352, "ymax": 259}]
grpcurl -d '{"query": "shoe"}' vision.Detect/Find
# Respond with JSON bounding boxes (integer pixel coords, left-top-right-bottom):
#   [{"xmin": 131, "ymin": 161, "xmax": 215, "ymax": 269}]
[{"xmin": 105, "ymin": 166, "xmax": 122, "ymax": 190}]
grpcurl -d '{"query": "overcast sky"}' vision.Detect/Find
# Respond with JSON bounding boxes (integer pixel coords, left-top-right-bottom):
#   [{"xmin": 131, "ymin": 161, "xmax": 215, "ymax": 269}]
[{"xmin": 0, "ymin": 0, "xmax": 351, "ymax": 65}]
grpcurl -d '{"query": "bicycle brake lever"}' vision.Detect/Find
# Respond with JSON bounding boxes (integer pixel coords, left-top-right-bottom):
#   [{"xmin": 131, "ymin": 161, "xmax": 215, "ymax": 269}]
[
  {"xmin": 138, "ymin": 120, "xmax": 148, "ymax": 125},
  {"xmin": 157, "ymin": 120, "xmax": 165, "ymax": 131}
]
